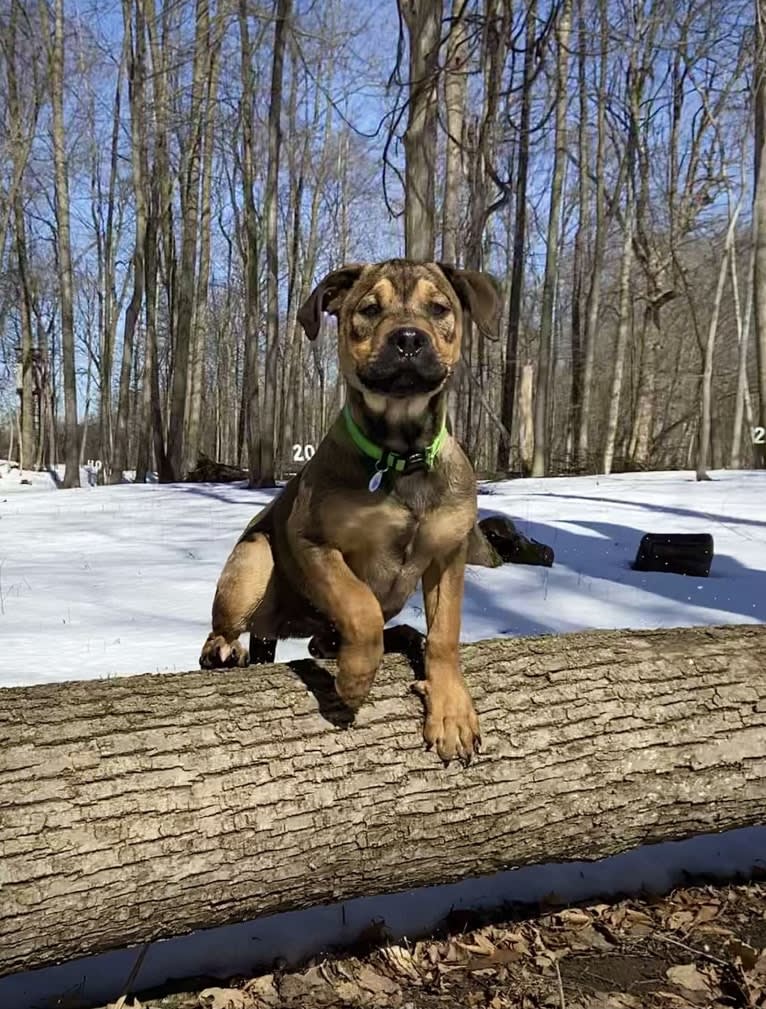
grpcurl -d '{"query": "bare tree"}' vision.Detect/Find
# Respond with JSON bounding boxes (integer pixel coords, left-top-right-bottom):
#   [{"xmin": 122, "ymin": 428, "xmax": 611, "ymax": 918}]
[
  {"xmin": 41, "ymin": 0, "xmax": 79, "ymax": 487},
  {"xmin": 253, "ymin": 0, "xmax": 293, "ymax": 486},
  {"xmin": 754, "ymin": 0, "xmax": 766, "ymax": 466},
  {"xmin": 574, "ymin": 0, "xmax": 609, "ymax": 471},
  {"xmin": 166, "ymin": 0, "xmax": 214, "ymax": 480},
  {"xmin": 497, "ymin": 0, "xmax": 536, "ymax": 473},
  {"xmin": 531, "ymin": 0, "xmax": 571, "ymax": 477},
  {"xmin": 237, "ymin": 0, "xmax": 264, "ymax": 477},
  {"xmin": 5, "ymin": 0, "xmax": 41, "ymax": 471}
]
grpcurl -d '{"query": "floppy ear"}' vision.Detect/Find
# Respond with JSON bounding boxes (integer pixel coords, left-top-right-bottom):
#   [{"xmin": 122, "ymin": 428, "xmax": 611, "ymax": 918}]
[
  {"xmin": 437, "ymin": 264, "xmax": 502, "ymax": 339},
  {"xmin": 297, "ymin": 264, "xmax": 366, "ymax": 340}
]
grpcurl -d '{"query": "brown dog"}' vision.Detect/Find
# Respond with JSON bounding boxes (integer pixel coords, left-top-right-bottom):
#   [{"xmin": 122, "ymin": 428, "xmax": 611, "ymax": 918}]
[{"xmin": 200, "ymin": 259, "xmax": 502, "ymax": 762}]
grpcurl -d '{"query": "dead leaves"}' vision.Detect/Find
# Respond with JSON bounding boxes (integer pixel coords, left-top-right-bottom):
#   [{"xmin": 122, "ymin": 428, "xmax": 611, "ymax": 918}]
[
  {"xmin": 102, "ymin": 881, "xmax": 766, "ymax": 1009},
  {"xmin": 199, "ymin": 990, "xmax": 250, "ymax": 1009},
  {"xmin": 665, "ymin": 961, "xmax": 713, "ymax": 992}
]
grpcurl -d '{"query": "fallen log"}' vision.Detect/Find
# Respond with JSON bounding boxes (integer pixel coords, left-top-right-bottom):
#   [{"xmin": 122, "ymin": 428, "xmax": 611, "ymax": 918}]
[
  {"xmin": 184, "ymin": 453, "xmax": 248, "ymax": 483},
  {"xmin": 1, "ymin": 624, "xmax": 765, "ymax": 977}
]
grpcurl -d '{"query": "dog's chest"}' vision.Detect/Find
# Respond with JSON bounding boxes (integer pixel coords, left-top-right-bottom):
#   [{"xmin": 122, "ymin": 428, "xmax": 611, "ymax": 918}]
[{"xmin": 319, "ymin": 484, "xmax": 472, "ymax": 616}]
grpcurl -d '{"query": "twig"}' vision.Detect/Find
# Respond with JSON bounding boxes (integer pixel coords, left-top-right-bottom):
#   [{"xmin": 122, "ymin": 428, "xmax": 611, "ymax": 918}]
[
  {"xmin": 553, "ymin": 956, "xmax": 565, "ymax": 1004},
  {"xmin": 654, "ymin": 931, "xmax": 730, "ymax": 968},
  {"xmin": 115, "ymin": 941, "xmax": 151, "ymax": 1006}
]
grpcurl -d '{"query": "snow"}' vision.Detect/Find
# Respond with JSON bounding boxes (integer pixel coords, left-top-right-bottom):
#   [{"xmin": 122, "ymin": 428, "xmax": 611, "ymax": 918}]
[
  {"xmin": 2, "ymin": 467, "xmax": 765, "ymax": 1008},
  {"xmin": 1, "ymin": 467, "xmax": 765, "ymax": 687}
]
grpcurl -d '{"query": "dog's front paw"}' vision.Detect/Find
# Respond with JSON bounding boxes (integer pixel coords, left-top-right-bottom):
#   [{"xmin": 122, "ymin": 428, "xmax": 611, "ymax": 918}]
[
  {"xmin": 413, "ymin": 676, "xmax": 481, "ymax": 764},
  {"xmin": 199, "ymin": 633, "xmax": 249, "ymax": 669},
  {"xmin": 334, "ymin": 637, "xmax": 383, "ymax": 710}
]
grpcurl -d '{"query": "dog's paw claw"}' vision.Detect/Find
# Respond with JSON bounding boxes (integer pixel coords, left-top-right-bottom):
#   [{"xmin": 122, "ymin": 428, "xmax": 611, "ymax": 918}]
[
  {"xmin": 419, "ymin": 679, "xmax": 481, "ymax": 766},
  {"xmin": 199, "ymin": 634, "xmax": 249, "ymax": 670}
]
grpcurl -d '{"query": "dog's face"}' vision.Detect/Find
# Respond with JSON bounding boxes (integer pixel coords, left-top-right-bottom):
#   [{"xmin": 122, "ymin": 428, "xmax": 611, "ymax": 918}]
[{"xmin": 298, "ymin": 260, "xmax": 501, "ymax": 400}]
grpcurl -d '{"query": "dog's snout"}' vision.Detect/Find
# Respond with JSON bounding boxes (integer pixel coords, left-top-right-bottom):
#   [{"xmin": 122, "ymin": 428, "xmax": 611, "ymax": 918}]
[{"xmin": 391, "ymin": 327, "xmax": 428, "ymax": 358}]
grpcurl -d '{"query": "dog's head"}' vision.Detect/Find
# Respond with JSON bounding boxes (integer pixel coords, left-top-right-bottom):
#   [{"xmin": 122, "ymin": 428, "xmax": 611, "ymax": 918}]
[{"xmin": 297, "ymin": 259, "xmax": 501, "ymax": 400}]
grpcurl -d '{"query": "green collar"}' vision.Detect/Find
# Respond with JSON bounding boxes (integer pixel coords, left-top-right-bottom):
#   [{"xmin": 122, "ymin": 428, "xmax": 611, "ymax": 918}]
[{"xmin": 342, "ymin": 404, "xmax": 447, "ymax": 488}]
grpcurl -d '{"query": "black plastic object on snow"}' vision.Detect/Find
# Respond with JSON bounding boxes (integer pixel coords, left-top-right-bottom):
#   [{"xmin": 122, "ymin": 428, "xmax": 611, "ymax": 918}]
[{"xmin": 633, "ymin": 532, "xmax": 714, "ymax": 578}]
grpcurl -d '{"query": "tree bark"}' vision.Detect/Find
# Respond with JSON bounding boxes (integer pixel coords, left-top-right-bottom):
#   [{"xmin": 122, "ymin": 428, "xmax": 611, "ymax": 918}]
[
  {"xmin": 400, "ymin": 0, "xmax": 443, "ymax": 260},
  {"xmin": 518, "ymin": 360, "xmax": 535, "ymax": 472},
  {"xmin": 2, "ymin": 624, "xmax": 766, "ymax": 977}
]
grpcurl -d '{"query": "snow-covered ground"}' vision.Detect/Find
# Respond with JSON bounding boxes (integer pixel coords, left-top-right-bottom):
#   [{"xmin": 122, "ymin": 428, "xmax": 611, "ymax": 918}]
[
  {"xmin": 1, "ymin": 466, "xmax": 765, "ymax": 687},
  {"xmin": 2, "ymin": 467, "xmax": 765, "ymax": 1008}
]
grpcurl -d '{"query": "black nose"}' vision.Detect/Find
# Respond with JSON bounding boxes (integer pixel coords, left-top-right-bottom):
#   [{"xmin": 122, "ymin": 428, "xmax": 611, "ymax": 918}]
[{"xmin": 391, "ymin": 327, "xmax": 427, "ymax": 358}]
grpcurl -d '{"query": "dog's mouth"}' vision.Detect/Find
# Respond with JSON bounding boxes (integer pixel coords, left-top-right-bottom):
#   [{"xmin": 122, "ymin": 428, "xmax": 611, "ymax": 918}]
[{"xmin": 357, "ymin": 350, "xmax": 448, "ymax": 398}]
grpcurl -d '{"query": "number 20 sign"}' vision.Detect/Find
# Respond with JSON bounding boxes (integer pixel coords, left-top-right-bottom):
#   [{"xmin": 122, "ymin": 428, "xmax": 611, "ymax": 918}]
[{"xmin": 292, "ymin": 444, "xmax": 316, "ymax": 462}]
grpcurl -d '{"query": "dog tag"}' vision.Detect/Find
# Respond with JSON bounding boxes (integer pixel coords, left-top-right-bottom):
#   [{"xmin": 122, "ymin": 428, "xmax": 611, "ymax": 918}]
[{"xmin": 368, "ymin": 468, "xmax": 386, "ymax": 492}]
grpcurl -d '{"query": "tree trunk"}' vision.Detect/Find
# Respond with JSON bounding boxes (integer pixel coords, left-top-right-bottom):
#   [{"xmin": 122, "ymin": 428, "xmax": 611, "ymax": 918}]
[
  {"xmin": 237, "ymin": 0, "xmax": 263, "ymax": 474},
  {"xmin": 166, "ymin": 0, "xmax": 210, "ymax": 480},
  {"xmin": 497, "ymin": 0, "xmax": 535, "ymax": 472},
  {"xmin": 255, "ymin": 0, "xmax": 292, "ymax": 486},
  {"xmin": 6, "ymin": 0, "xmax": 37, "ymax": 473},
  {"xmin": 518, "ymin": 361, "xmax": 535, "ymax": 473},
  {"xmin": 730, "ymin": 242, "xmax": 755, "ymax": 468},
  {"xmin": 440, "ymin": 0, "xmax": 467, "ymax": 264},
  {"xmin": 2, "ymin": 624, "xmax": 765, "ymax": 977},
  {"xmin": 138, "ymin": 0, "xmax": 173, "ymax": 484},
  {"xmin": 13, "ymin": 197, "xmax": 35, "ymax": 473},
  {"xmin": 113, "ymin": 0, "xmax": 149, "ymax": 483},
  {"xmin": 531, "ymin": 0, "xmax": 571, "ymax": 477},
  {"xmin": 46, "ymin": 0, "xmax": 79, "ymax": 488},
  {"xmin": 753, "ymin": 0, "xmax": 766, "ymax": 466},
  {"xmin": 569, "ymin": 0, "xmax": 590, "ymax": 470},
  {"xmin": 696, "ymin": 201, "xmax": 742, "ymax": 480},
  {"xmin": 400, "ymin": 0, "xmax": 443, "ymax": 259},
  {"xmin": 602, "ymin": 197, "xmax": 634, "ymax": 475},
  {"xmin": 575, "ymin": 0, "xmax": 608, "ymax": 470},
  {"xmin": 96, "ymin": 47, "xmax": 123, "ymax": 481},
  {"xmin": 184, "ymin": 10, "xmax": 224, "ymax": 472}
]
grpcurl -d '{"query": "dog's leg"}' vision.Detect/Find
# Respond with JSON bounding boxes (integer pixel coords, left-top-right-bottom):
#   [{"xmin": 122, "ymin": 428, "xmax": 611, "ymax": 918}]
[
  {"xmin": 294, "ymin": 543, "xmax": 384, "ymax": 709},
  {"xmin": 248, "ymin": 634, "xmax": 277, "ymax": 665},
  {"xmin": 415, "ymin": 540, "xmax": 480, "ymax": 763},
  {"xmin": 200, "ymin": 533, "xmax": 275, "ymax": 669}
]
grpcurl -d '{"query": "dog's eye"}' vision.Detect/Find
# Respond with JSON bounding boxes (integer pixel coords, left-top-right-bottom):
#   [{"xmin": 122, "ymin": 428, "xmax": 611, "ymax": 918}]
[
  {"xmin": 429, "ymin": 302, "xmax": 450, "ymax": 318},
  {"xmin": 358, "ymin": 302, "xmax": 380, "ymax": 319}
]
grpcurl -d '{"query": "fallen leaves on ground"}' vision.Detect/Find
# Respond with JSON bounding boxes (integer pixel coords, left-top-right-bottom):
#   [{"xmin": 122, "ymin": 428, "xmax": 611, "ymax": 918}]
[{"xmin": 99, "ymin": 880, "xmax": 766, "ymax": 1009}]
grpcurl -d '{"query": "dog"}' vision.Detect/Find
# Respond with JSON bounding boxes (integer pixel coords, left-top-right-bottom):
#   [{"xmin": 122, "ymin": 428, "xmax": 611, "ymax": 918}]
[{"xmin": 200, "ymin": 259, "xmax": 504, "ymax": 763}]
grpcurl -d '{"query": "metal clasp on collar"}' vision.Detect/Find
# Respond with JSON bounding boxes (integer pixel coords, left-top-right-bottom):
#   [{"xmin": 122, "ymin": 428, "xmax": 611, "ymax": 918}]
[{"xmin": 401, "ymin": 451, "xmax": 427, "ymax": 475}]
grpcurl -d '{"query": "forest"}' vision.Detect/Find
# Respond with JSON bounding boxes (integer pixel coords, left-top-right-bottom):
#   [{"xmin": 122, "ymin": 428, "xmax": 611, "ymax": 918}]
[{"xmin": 0, "ymin": 0, "xmax": 763, "ymax": 487}]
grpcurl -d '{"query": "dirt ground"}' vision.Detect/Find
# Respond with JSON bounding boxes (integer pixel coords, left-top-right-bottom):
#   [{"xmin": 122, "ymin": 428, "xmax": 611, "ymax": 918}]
[{"xmin": 103, "ymin": 877, "xmax": 766, "ymax": 1009}]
